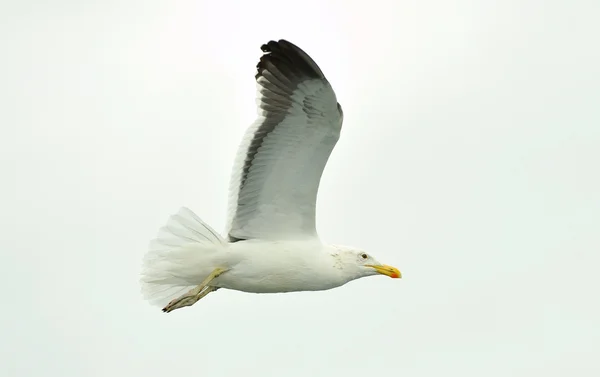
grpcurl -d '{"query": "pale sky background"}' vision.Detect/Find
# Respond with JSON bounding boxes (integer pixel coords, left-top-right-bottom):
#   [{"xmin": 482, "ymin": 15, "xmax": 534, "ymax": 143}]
[{"xmin": 1, "ymin": 1, "xmax": 599, "ymax": 376}]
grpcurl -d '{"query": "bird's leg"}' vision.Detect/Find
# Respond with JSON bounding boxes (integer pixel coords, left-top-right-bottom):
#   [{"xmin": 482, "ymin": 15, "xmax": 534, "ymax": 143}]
[
  {"xmin": 162, "ymin": 267, "xmax": 228, "ymax": 313},
  {"xmin": 162, "ymin": 286, "xmax": 218, "ymax": 313}
]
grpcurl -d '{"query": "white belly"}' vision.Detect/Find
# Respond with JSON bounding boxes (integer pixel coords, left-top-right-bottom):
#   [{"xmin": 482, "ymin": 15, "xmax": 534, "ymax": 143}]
[{"xmin": 212, "ymin": 240, "xmax": 346, "ymax": 293}]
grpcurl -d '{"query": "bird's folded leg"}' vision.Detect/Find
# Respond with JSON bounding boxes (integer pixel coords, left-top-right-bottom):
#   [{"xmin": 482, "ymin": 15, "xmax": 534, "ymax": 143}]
[{"xmin": 162, "ymin": 267, "xmax": 228, "ymax": 313}]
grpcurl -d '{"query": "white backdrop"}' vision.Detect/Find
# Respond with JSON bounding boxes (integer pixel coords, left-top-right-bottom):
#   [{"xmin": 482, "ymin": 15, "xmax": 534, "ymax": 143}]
[{"xmin": 2, "ymin": 1, "xmax": 599, "ymax": 376}]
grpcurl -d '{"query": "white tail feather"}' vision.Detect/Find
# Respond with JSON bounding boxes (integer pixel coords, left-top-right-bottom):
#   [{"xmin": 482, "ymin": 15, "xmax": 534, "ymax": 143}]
[{"xmin": 140, "ymin": 207, "xmax": 226, "ymax": 307}]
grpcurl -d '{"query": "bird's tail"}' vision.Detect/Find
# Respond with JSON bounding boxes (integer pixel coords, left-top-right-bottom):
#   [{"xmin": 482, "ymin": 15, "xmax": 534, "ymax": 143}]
[{"xmin": 140, "ymin": 207, "xmax": 227, "ymax": 307}]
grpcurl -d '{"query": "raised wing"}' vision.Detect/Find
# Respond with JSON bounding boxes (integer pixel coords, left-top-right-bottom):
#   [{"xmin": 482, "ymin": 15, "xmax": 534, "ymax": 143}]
[{"xmin": 226, "ymin": 39, "xmax": 344, "ymax": 242}]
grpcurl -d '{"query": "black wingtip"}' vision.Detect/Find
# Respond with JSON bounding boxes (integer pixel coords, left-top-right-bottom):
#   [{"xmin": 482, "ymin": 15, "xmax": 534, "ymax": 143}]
[{"xmin": 255, "ymin": 39, "xmax": 326, "ymax": 82}]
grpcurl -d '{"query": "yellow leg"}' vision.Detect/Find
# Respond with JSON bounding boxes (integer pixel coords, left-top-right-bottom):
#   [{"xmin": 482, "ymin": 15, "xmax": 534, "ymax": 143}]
[{"xmin": 162, "ymin": 268, "xmax": 227, "ymax": 313}]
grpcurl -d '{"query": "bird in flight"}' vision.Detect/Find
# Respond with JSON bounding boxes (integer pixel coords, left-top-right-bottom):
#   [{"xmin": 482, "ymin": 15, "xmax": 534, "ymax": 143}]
[{"xmin": 140, "ymin": 39, "xmax": 401, "ymax": 313}]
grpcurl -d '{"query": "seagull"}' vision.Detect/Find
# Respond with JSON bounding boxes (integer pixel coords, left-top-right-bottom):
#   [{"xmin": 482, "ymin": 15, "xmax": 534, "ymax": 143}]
[{"xmin": 140, "ymin": 39, "xmax": 401, "ymax": 313}]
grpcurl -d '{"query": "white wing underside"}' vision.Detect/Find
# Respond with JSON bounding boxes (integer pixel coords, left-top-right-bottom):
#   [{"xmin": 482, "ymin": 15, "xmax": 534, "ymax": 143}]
[{"xmin": 225, "ymin": 40, "xmax": 343, "ymax": 242}]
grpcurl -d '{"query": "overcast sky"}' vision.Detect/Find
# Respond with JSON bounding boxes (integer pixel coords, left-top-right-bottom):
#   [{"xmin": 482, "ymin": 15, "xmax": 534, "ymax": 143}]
[{"xmin": 2, "ymin": 1, "xmax": 599, "ymax": 376}]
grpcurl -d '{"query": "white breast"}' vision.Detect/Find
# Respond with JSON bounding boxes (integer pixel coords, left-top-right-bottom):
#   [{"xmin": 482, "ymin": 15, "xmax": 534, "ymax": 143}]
[{"xmin": 213, "ymin": 240, "xmax": 347, "ymax": 293}]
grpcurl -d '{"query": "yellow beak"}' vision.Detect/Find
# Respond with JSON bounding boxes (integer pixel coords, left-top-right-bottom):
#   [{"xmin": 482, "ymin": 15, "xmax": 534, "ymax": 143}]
[{"xmin": 367, "ymin": 264, "xmax": 402, "ymax": 278}]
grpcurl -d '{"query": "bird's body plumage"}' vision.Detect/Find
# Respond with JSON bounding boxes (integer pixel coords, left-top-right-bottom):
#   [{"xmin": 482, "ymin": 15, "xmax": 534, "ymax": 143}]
[
  {"xmin": 213, "ymin": 240, "xmax": 353, "ymax": 294},
  {"xmin": 140, "ymin": 40, "xmax": 400, "ymax": 312}
]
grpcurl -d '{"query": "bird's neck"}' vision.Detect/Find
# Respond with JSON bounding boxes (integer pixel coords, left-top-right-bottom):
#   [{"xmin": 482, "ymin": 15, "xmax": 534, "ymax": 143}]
[{"xmin": 326, "ymin": 247, "xmax": 364, "ymax": 283}]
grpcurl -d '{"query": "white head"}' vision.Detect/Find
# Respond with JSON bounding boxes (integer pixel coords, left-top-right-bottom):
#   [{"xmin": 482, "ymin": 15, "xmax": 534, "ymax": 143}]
[{"xmin": 328, "ymin": 244, "xmax": 401, "ymax": 282}]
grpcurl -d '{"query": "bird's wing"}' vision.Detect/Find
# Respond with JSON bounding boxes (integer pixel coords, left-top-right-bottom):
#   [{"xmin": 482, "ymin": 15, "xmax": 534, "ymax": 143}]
[{"xmin": 226, "ymin": 39, "xmax": 343, "ymax": 242}]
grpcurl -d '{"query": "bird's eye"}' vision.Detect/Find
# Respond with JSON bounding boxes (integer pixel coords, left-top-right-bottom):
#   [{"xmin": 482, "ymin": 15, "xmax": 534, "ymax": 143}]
[{"xmin": 361, "ymin": 253, "xmax": 368, "ymax": 259}]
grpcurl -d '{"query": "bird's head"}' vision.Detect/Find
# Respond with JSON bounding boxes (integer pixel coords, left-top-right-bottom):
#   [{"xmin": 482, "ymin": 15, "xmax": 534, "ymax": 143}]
[{"xmin": 329, "ymin": 245, "xmax": 402, "ymax": 281}]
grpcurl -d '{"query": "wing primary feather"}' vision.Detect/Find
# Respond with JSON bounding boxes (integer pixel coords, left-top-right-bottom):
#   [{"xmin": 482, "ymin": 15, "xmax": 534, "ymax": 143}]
[{"xmin": 227, "ymin": 39, "xmax": 342, "ymax": 242}]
